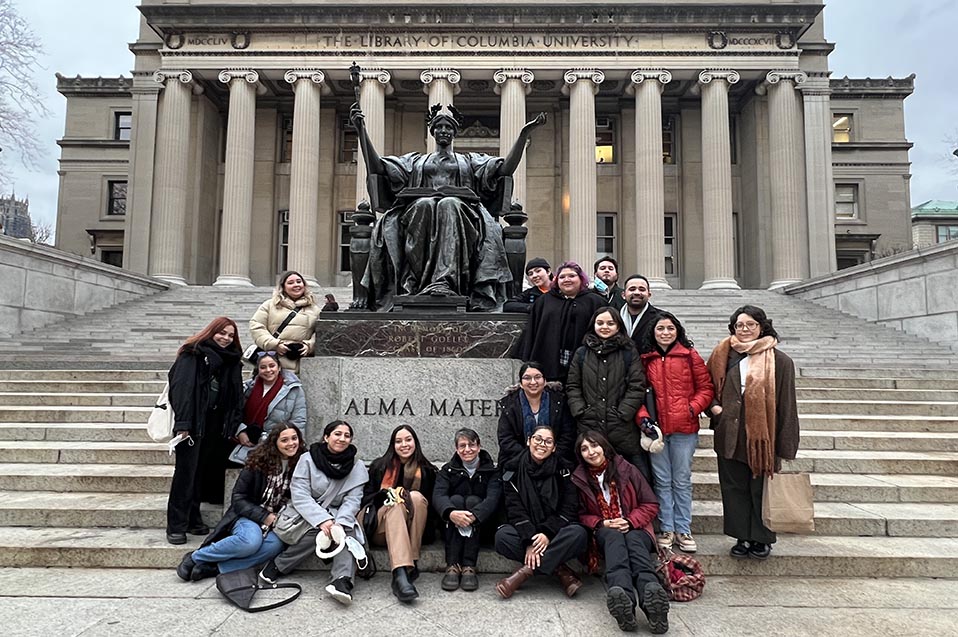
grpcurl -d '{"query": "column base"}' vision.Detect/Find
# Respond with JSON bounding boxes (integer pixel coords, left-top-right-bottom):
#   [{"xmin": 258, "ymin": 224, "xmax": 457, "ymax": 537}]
[
  {"xmin": 153, "ymin": 275, "xmax": 188, "ymax": 286},
  {"xmin": 648, "ymin": 278, "xmax": 672, "ymax": 290},
  {"xmin": 699, "ymin": 278, "xmax": 741, "ymax": 290},
  {"xmin": 213, "ymin": 275, "xmax": 254, "ymax": 287},
  {"xmin": 768, "ymin": 278, "xmax": 802, "ymax": 291}
]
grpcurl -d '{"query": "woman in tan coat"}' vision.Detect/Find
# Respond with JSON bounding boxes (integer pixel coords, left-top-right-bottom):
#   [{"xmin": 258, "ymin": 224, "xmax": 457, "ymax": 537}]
[
  {"xmin": 249, "ymin": 271, "xmax": 321, "ymax": 373},
  {"xmin": 706, "ymin": 304, "xmax": 800, "ymax": 561}
]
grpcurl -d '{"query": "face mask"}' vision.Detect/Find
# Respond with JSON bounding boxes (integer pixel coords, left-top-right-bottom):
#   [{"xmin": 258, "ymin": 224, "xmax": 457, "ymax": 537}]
[{"xmin": 594, "ymin": 278, "xmax": 608, "ymax": 293}]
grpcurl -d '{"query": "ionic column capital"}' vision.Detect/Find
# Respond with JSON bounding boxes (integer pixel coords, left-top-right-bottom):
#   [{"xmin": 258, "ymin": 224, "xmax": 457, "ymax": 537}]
[
  {"xmin": 628, "ymin": 69, "xmax": 671, "ymax": 95},
  {"xmin": 218, "ymin": 69, "xmax": 259, "ymax": 85},
  {"xmin": 420, "ymin": 68, "xmax": 461, "ymax": 95},
  {"xmin": 766, "ymin": 70, "xmax": 809, "ymax": 86},
  {"xmin": 358, "ymin": 68, "xmax": 394, "ymax": 96},
  {"xmin": 283, "ymin": 69, "xmax": 326, "ymax": 85},
  {"xmin": 562, "ymin": 69, "xmax": 604, "ymax": 95},
  {"xmin": 698, "ymin": 69, "xmax": 740, "ymax": 86},
  {"xmin": 153, "ymin": 69, "xmax": 194, "ymax": 85},
  {"xmin": 493, "ymin": 68, "xmax": 535, "ymax": 95}
]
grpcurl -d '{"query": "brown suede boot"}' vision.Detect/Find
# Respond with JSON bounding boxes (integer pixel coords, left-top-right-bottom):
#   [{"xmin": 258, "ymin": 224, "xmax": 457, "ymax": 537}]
[
  {"xmin": 554, "ymin": 564, "xmax": 583, "ymax": 598},
  {"xmin": 495, "ymin": 565, "xmax": 534, "ymax": 599}
]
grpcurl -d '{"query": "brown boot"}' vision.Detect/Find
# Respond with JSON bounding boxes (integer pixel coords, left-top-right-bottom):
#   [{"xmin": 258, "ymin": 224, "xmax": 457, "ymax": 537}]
[
  {"xmin": 554, "ymin": 564, "xmax": 583, "ymax": 598},
  {"xmin": 495, "ymin": 565, "xmax": 534, "ymax": 599}
]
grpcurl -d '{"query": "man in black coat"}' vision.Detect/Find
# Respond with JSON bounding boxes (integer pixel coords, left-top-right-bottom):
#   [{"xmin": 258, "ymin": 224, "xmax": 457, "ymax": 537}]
[
  {"xmin": 592, "ymin": 256, "xmax": 625, "ymax": 310},
  {"xmin": 619, "ymin": 274, "xmax": 661, "ymax": 355}
]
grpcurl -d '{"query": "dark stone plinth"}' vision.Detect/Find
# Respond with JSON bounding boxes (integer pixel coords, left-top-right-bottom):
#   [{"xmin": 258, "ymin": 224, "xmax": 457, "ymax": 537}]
[
  {"xmin": 314, "ymin": 314, "xmax": 525, "ymax": 358},
  {"xmin": 392, "ymin": 294, "xmax": 469, "ymax": 313}
]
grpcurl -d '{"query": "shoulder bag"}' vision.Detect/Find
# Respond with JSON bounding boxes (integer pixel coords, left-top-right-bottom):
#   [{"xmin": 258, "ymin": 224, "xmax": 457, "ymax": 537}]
[
  {"xmin": 243, "ymin": 308, "xmax": 300, "ymax": 365},
  {"xmin": 146, "ymin": 382, "xmax": 175, "ymax": 442},
  {"xmin": 216, "ymin": 567, "xmax": 302, "ymax": 613}
]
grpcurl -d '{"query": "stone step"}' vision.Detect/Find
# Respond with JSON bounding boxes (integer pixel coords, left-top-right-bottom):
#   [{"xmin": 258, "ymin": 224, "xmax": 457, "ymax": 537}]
[
  {"xmin": 692, "ymin": 449, "xmax": 958, "ymax": 476},
  {"xmin": 0, "ymin": 370, "xmax": 166, "ymax": 381},
  {"xmin": 797, "ymin": 399, "xmax": 958, "ymax": 417},
  {"xmin": 0, "ymin": 423, "xmax": 152, "ymax": 442},
  {"xmin": 796, "ymin": 377, "xmax": 958, "ymax": 389},
  {"xmin": 799, "ymin": 414, "xmax": 958, "ymax": 433},
  {"xmin": 799, "ymin": 367, "xmax": 958, "ymax": 380},
  {"xmin": 692, "ymin": 472, "xmax": 958, "ymax": 504},
  {"xmin": 1, "ymin": 527, "xmax": 955, "ymax": 577},
  {"xmin": 0, "ymin": 406, "xmax": 151, "ymax": 423},
  {"xmin": 0, "ymin": 463, "xmax": 172, "ymax": 493},
  {"xmin": 697, "ymin": 429, "xmax": 958, "ymax": 452},
  {"xmin": 0, "ymin": 392, "xmax": 155, "ymax": 407},
  {"xmin": 0, "ymin": 380, "xmax": 166, "ymax": 393},
  {"xmin": 0, "ymin": 441, "xmax": 172, "ymax": 465},
  {"xmin": 796, "ymin": 387, "xmax": 958, "ymax": 401}
]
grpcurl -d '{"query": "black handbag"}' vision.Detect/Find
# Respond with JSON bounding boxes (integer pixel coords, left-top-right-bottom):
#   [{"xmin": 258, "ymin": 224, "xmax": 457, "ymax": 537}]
[
  {"xmin": 215, "ymin": 567, "xmax": 302, "ymax": 613},
  {"xmin": 243, "ymin": 309, "xmax": 300, "ymax": 365}
]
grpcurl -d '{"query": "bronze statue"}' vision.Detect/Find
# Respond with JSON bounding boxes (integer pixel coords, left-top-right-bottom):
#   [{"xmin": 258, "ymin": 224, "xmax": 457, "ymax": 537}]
[{"xmin": 350, "ymin": 100, "xmax": 546, "ymax": 311}]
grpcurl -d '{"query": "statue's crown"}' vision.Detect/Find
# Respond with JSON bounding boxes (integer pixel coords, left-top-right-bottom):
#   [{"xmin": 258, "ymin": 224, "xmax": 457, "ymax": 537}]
[{"xmin": 426, "ymin": 103, "xmax": 465, "ymax": 130}]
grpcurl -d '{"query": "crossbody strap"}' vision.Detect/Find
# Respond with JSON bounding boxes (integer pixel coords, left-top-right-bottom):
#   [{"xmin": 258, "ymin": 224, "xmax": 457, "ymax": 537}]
[
  {"xmin": 222, "ymin": 581, "xmax": 303, "ymax": 613},
  {"xmin": 271, "ymin": 308, "xmax": 300, "ymax": 339}
]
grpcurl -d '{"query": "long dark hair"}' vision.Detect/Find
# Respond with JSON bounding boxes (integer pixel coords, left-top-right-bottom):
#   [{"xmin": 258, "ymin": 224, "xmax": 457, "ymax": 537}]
[
  {"xmin": 588, "ymin": 306, "xmax": 627, "ymax": 339},
  {"xmin": 646, "ymin": 311, "xmax": 694, "ymax": 350},
  {"xmin": 323, "ymin": 419, "xmax": 354, "ymax": 439},
  {"xmin": 727, "ymin": 305, "xmax": 779, "ymax": 339},
  {"xmin": 575, "ymin": 430, "xmax": 619, "ymax": 482},
  {"xmin": 375, "ymin": 424, "xmax": 434, "ymax": 470},
  {"xmin": 179, "ymin": 316, "xmax": 242, "ymax": 355},
  {"xmin": 246, "ymin": 422, "xmax": 306, "ymax": 474}
]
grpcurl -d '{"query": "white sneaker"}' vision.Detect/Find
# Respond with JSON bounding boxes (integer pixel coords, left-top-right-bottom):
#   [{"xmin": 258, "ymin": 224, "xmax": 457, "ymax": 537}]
[
  {"xmin": 677, "ymin": 533, "xmax": 697, "ymax": 553},
  {"xmin": 656, "ymin": 532, "xmax": 675, "ymax": 550}
]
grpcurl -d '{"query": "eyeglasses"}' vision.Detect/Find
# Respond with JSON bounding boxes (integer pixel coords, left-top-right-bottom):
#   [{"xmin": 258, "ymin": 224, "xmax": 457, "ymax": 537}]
[
  {"xmin": 734, "ymin": 321, "xmax": 759, "ymax": 331},
  {"xmin": 531, "ymin": 435, "xmax": 555, "ymax": 447},
  {"xmin": 256, "ymin": 351, "xmax": 277, "ymax": 358},
  {"xmin": 521, "ymin": 374, "xmax": 544, "ymax": 382},
  {"xmin": 456, "ymin": 442, "xmax": 479, "ymax": 450}
]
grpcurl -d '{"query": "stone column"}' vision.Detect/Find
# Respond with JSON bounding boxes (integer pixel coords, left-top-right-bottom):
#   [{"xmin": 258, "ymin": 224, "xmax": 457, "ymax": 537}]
[
  {"xmin": 630, "ymin": 69, "xmax": 672, "ymax": 289},
  {"xmin": 213, "ymin": 69, "xmax": 258, "ymax": 287},
  {"xmin": 355, "ymin": 69, "xmax": 392, "ymax": 207},
  {"xmin": 494, "ymin": 69, "xmax": 535, "ymax": 208},
  {"xmin": 562, "ymin": 69, "xmax": 604, "ymax": 270},
  {"xmin": 698, "ymin": 69, "xmax": 741, "ymax": 290},
  {"xmin": 149, "ymin": 70, "xmax": 196, "ymax": 285},
  {"xmin": 801, "ymin": 74, "xmax": 838, "ymax": 276},
  {"xmin": 283, "ymin": 70, "xmax": 325, "ymax": 287},
  {"xmin": 420, "ymin": 69, "xmax": 460, "ymax": 152},
  {"xmin": 767, "ymin": 70, "xmax": 811, "ymax": 289}
]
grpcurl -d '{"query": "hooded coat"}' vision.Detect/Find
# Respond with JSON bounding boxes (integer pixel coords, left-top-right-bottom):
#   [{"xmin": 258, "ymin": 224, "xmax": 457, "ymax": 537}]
[
  {"xmin": 517, "ymin": 287, "xmax": 606, "ymax": 381},
  {"xmin": 497, "ymin": 383, "xmax": 575, "ymax": 464}
]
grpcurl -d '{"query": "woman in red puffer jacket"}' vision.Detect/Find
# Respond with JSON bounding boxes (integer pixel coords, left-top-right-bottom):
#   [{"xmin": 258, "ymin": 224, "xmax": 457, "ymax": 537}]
[{"xmin": 636, "ymin": 311, "xmax": 714, "ymax": 554}]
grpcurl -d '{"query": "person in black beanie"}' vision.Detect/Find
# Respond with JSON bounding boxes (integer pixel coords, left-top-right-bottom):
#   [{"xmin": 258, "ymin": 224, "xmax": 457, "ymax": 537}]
[{"xmin": 504, "ymin": 257, "xmax": 552, "ymax": 313}]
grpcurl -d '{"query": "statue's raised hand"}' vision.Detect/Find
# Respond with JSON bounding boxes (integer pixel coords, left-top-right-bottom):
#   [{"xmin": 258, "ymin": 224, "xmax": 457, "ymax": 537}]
[
  {"xmin": 349, "ymin": 102, "xmax": 366, "ymax": 130},
  {"xmin": 520, "ymin": 112, "xmax": 547, "ymax": 136}
]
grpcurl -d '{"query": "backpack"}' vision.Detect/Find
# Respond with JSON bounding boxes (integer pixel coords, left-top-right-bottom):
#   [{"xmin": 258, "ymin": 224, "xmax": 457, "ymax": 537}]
[{"xmin": 146, "ymin": 382, "xmax": 175, "ymax": 442}]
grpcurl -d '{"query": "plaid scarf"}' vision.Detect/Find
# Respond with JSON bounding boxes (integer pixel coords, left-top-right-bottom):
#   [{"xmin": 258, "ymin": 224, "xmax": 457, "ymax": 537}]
[{"xmin": 586, "ymin": 460, "xmax": 622, "ymax": 573}]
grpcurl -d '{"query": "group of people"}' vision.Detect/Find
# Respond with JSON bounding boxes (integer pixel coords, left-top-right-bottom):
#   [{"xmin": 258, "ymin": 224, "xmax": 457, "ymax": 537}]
[{"xmin": 163, "ymin": 262, "xmax": 800, "ymax": 633}]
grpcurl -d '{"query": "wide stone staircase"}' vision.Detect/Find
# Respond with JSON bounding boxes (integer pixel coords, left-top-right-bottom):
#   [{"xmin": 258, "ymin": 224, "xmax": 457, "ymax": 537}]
[{"xmin": 0, "ymin": 286, "xmax": 956, "ymax": 576}]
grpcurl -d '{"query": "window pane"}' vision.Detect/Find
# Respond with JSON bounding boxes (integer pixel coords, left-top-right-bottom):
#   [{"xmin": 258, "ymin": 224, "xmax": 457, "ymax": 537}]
[
  {"xmin": 107, "ymin": 181, "xmax": 127, "ymax": 216},
  {"xmin": 834, "ymin": 184, "xmax": 859, "ymax": 218},
  {"xmin": 341, "ymin": 118, "xmax": 358, "ymax": 164},
  {"xmin": 595, "ymin": 118, "xmax": 615, "ymax": 164},
  {"xmin": 114, "ymin": 113, "xmax": 132, "ymax": 141},
  {"xmin": 832, "ymin": 114, "xmax": 852, "ymax": 143}
]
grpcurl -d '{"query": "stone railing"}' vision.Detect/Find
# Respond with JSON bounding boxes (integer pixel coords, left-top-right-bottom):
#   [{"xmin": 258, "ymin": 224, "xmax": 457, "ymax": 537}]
[
  {"xmin": 0, "ymin": 235, "xmax": 168, "ymax": 337},
  {"xmin": 785, "ymin": 241, "xmax": 958, "ymax": 350}
]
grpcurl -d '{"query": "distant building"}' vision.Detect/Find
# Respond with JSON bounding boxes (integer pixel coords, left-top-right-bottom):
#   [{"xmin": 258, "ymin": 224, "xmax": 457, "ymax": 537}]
[
  {"xmin": 912, "ymin": 200, "xmax": 958, "ymax": 249},
  {"xmin": 0, "ymin": 193, "xmax": 32, "ymax": 239}
]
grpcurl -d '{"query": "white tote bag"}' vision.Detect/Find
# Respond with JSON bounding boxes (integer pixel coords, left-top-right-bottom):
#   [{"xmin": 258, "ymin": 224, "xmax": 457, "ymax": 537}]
[{"xmin": 147, "ymin": 382, "xmax": 176, "ymax": 442}]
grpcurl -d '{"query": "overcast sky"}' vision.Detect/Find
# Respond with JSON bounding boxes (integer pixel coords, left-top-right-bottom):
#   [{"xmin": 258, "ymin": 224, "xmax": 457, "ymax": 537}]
[{"xmin": 6, "ymin": 0, "xmax": 958, "ymax": 230}]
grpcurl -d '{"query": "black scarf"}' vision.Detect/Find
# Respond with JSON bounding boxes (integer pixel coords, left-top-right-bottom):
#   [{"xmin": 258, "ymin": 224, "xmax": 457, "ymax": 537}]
[
  {"xmin": 516, "ymin": 451, "xmax": 561, "ymax": 527},
  {"xmin": 196, "ymin": 339, "xmax": 242, "ymax": 371},
  {"xmin": 310, "ymin": 442, "xmax": 357, "ymax": 480}
]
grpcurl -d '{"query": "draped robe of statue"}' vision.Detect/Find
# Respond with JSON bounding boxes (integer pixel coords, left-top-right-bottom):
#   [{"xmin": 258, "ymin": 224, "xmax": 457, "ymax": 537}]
[{"xmin": 361, "ymin": 150, "xmax": 513, "ymax": 311}]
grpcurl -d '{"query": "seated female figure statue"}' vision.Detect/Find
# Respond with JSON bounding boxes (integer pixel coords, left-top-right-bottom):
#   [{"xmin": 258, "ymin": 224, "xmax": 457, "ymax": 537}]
[{"xmin": 350, "ymin": 102, "xmax": 546, "ymax": 311}]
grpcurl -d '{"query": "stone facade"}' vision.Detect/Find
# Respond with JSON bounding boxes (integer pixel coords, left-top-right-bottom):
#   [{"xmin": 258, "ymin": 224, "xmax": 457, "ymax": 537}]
[
  {"xmin": 911, "ymin": 200, "xmax": 958, "ymax": 249},
  {"xmin": 0, "ymin": 194, "xmax": 32, "ymax": 239},
  {"xmin": 53, "ymin": 1, "xmax": 915, "ymax": 290}
]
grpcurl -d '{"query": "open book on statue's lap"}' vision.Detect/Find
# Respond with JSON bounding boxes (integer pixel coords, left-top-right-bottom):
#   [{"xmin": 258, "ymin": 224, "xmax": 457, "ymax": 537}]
[{"xmin": 394, "ymin": 186, "xmax": 480, "ymax": 203}]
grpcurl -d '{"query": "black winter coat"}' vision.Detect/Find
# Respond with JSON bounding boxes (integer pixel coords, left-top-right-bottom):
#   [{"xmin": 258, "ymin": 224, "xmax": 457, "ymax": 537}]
[
  {"xmin": 168, "ymin": 343, "xmax": 244, "ymax": 438},
  {"xmin": 566, "ymin": 333, "xmax": 647, "ymax": 456},
  {"xmin": 625, "ymin": 304, "xmax": 662, "ymax": 355},
  {"xmin": 501, "ymin": 454, "xmax": 579, "ymax": 544},
  {"xmin": 503, "ymin": 286, "xmax": 547, "ymax": 314},
  {"xmin": 363, "ymin": 456, "xmax": 439, "ymax": 544},
  {"xmin": 497, "ymin": 385, "xmax": 575, "ymax": 464},
  {"xmin": 594, "ymin": 283, "xmax": 625, "ymax": 310},
  {"xmin": 517, "ymin": 288, "xmax": 606, "ymax": 381},
  {"xmin": 201, "ymin": 467, "xmax": 276, "ymax": 547},
  {"xmin": 432, "ymin": 450, "xmax": 501, "ymax": 524}
]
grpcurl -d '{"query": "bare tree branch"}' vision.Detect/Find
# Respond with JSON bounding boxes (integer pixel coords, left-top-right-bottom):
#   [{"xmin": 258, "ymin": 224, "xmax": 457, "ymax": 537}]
[
  {"xmin": 0, "ymin": 0, "xmax": 50, "ymax": 185},
  {"xmin": 29, "ymin": 218, "xmax": 53, "ymax": 245}
]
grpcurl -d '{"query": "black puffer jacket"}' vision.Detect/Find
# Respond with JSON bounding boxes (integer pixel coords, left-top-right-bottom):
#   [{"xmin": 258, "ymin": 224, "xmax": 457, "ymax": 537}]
[
  {"xmin": 566, "ymin": 333, "xmax": 647, "ymax": 456},
  {"xmin": 497, "ymin": 384, "xmax": 575, "ymax": 464},
  {"xmin": 432, "ymin": 449, "xmax": 501, "ymax": 524},
  {"xmin": 168, "ymin": 341, "xmax": 244, "ymax": 438}
]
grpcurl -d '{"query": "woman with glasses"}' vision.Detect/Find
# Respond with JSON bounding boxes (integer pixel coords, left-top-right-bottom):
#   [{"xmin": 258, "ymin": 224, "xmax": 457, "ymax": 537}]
[
  {"xmin": 250, "ymin": 270, "xmax": 321, "ymax": 373},
  {"xmin": 636, "ymin": 312, "xmax": 714, "ymax": 554},
  {"xmin": 432, "ymin": 428, "xmax": 502, "ymax": 592},
  {"xmin": 566, "ymin": 307, "xmax": 649, "ymax": 482},
  {"xmin": 706, "ymin": 305, "xmax": 800, "ymax": 560},
  {"xmin": 233, "ymin": 351, "xmax": 307, "ymax": 455},
  {"xmin": 494, "ymin": 424, "xmax": 587, "ymax": 600},
  {"xmin": 498, "ymin": 361, "xmax": 575, "ymax": 464}
]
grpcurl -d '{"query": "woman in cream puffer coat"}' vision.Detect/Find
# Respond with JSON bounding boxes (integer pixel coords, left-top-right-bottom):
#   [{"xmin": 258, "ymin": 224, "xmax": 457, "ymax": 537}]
[{"xmin": 249, "ymin": 271, "xmax": 322, "ymax": 373}]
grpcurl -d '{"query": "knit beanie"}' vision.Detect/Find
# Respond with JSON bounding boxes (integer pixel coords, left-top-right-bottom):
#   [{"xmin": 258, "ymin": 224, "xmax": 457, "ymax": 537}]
[{"xmin": 525, "ymin": 257, "xmax": 551, "ymax": 273}]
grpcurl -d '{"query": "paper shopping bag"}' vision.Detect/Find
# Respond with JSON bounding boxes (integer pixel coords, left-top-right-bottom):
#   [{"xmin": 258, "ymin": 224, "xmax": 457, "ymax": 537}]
[{"xmin": 762, "ymin": 473, "xmax": 815, "ymax": 534}]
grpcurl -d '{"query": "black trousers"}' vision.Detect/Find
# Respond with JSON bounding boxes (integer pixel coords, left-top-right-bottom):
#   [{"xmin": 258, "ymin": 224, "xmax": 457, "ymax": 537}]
[
  {"xmin": 627, "ymin": 452, "xmax": 654, "ymax": 489},
  {"xmin": 166, "ymin": 418, "xmax": 227, "ymax": 533},
  {"xmin": 495, "ymin": 524, "xmax": 587, "ymax": 575},
  {"xmin": 716, "ymin": 455, "xmax": 776, "ymax": 544},
  {"xmin": 596, "ymin": 527, "xmax": 658, "ymax": 605},
  {"xmin": 444, "ymin": 495, "xmax": 484, "ymax": 567}
]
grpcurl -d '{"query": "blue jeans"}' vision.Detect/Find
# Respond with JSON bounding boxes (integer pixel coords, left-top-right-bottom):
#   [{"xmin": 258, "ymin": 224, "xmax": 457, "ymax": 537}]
[
  {"xmin": 650, "ymin": 432, "xmax": 698, "ymax": 534},
  {"xmin": 191, "ymin": 517, "xmax": 285, "ymax": 574}
]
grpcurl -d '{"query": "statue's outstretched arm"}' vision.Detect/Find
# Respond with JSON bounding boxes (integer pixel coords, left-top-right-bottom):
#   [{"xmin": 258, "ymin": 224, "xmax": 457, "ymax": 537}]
[
  {"xmin": 350, "ymin": 102, "xmax": 385, "ymax": 175},
  {"xmin": 499, "ymin": 112, "xmax": 547, "ymax": 176}
]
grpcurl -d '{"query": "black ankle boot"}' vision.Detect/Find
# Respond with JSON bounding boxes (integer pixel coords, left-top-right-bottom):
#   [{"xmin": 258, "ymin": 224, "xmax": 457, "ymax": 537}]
[{"xmin": 392, "ymin": 567, "xmax": 419, "ymax": 603}]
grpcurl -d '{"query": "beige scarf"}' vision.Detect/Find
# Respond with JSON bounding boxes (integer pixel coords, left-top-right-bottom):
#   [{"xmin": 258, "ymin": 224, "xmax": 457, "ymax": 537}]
[{"xmin": 707, "ymin": 335, "xmax": 778, "ymax": 477}]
